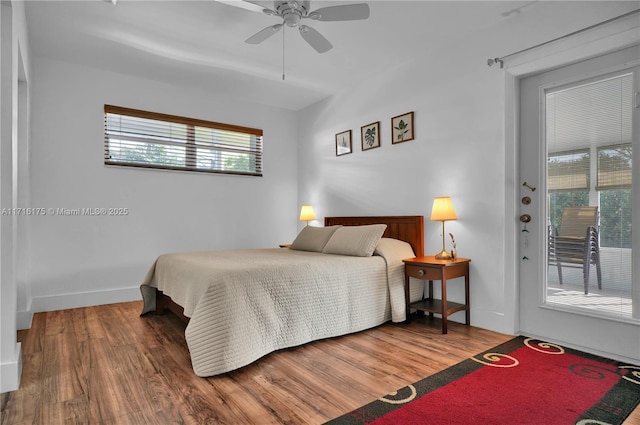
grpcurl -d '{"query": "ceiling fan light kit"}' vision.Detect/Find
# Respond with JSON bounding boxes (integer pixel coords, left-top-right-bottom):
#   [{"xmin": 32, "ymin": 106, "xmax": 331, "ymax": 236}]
[{"xmin": 244, "ymin": 0, "xmax": 370, "ymax": 53}]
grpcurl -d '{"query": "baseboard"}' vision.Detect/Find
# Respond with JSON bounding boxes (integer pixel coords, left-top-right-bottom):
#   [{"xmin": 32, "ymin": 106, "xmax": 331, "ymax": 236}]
[
  {"xmin": 17, "ymin": 295, "xmax": 33, "ymax": 330},
  {"xmin": 468, "ymin": 309, "xmax": 513, "ymax": 335},
  {"xmin": 16, "ymin": 309, "xmax": 32, "ymax": 331},
  {"xmin": 0, "ymin": 343, "xmax": 22, "ymax": 393},
  {"xmin": 30, "ymin": 286, "xmax": 142, "ymax": 315}
]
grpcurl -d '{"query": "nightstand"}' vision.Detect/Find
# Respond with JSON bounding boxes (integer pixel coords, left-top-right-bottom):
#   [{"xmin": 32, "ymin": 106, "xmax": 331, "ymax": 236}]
[{"xmin": 403, "ymin": 256, "xmax": 471, "ymax": 334}]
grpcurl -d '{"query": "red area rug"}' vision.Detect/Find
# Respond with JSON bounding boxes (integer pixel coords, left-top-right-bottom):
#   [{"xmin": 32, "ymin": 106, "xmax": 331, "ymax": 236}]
[{"xmin": 325, "ymin": 336, "xmax": 640, "ymax": 425}]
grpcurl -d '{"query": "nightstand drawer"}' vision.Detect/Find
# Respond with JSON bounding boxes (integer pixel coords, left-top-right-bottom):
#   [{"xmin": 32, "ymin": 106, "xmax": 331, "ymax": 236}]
[{"xmin": 405, "ymin": 264, "xmax": 441, "ymax": 280}]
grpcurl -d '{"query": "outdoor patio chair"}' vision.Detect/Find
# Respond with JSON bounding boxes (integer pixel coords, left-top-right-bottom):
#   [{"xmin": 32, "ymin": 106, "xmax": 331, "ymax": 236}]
[{"xmin": 548, "ymin": 206, "xmax": 602, "ymax": 294}]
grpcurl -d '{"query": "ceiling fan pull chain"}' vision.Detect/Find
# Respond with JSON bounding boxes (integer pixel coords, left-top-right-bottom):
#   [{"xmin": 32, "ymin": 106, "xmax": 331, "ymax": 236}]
[{"xmin": 282, "ymin": 25, "xmax": 286, "ymax": 81}]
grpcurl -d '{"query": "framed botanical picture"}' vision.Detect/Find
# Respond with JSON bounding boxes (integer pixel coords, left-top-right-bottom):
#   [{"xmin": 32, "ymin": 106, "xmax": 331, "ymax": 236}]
[
  {"xmin": 391, "ymin": 111, "xmax": 415, "ymax": 144},
  {"xmin": 335, "ymin": 130, "xmax": 352, "ymax": 156},
  {"xmin": 361, "ymin": 121, "xmax": 381, "ymax": 151}
]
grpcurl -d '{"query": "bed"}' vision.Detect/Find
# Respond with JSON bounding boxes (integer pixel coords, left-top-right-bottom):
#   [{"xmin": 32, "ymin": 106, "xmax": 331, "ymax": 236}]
[{"xmin": 140, "ymin": 215, "xmax": 424, "ymax": 377}]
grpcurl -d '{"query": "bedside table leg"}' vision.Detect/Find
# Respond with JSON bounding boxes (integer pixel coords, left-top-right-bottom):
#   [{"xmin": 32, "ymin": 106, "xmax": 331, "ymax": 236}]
[
  {"xmin": 428, "ymin": 280, "xmax": 434, "ymax": 319},
  {"xmin": 405, "ymin": 275, "xmax": 411, "ymax": 322},
  {"xmin": 465, "ymin": 272, "xmax": 470, "ymax": 325},
  {"xmin": 441, "ymin": 278, "xmax": 448, "ymax": 334}
]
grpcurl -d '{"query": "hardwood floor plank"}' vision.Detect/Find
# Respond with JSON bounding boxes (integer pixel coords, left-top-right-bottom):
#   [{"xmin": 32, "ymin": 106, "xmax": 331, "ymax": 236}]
[
  {"xmin": 83, "ymin": 306, "xmax": 108, "ymax": 341},
  {"xmin": 103, "ymin": 407, "xmax": 186, "ymax": 425},
  {"xmin": 289, "ymin": 342, "xmax": 395, "ymax": 402},
  {"xmin": 86, "ymin": 336, "xmax": 180, "ymax": 424},
  {"xmin": 1, "ymin": 390, "xmax": 34, "ymax": 425},
  {"xmin": 114, "ymin": 302, "xmax": 156, "ymax": 346},
  {"xmin": 95, "ymin": 304, "xmax": 139, "ymax": 347},
  {"xmin": 205, "ymin": 376, "xmax": 275, "ymax": 424},
  {"xmin": 40, "ymin": 332, "xmax": 85, "ymax": 404},
  {"xmin": 70, "ymin": 308, "xmax": 91, "ymax": 343},
  {"xmin": 244, "ymin": 370, "xmax": 327, "ymax": 424},
  {"xmin": 28, "ymin": 402, "xmax": 65, "ymax": 425},
  {"xmin": 86, "ymin": 337, "xmax": 120, "ymax": 424},
  {"xmin": 229, "ymin": 371, "xmax": 315, "ymax": 425},
  {"xmin": 43, "ymin": 309, "xmax": 74, "ymax": 337},
  {"xmin": 266, "ymin": 354, "xmax": 359, "ymax": 423},
  {"xmin": 2, "ymin": 301, "xmax": 639, "ymax": 425},
  {"xmin": 144, "ymin": 333, "xmax": 227, "ymax": 424}
]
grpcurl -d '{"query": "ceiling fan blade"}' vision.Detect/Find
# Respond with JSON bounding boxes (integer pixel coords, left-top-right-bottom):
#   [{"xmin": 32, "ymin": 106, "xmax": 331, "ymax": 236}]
[
  {"xmin": 214, "ymin": 0, "xmax": 268, "ymax": 13},
  {"xmin": 307, "ymin": 4, "xmax": 370, "ymax": 21},
  {"xmin": 242, "ymin": 0, "xmax": 277, "ymax": 14},
  {"xmin": 299, "ymin": 25, "xmax": 332, "ymax": 53},
  {"xmin": 245, "ymin": 24, "xmax": 283, "ymax": 44}
]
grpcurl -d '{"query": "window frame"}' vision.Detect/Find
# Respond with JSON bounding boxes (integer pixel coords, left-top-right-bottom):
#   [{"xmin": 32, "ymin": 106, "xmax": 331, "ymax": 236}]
[{"xmin": 104, "ymin": 105, "xmax": 264, "ymax": 176}]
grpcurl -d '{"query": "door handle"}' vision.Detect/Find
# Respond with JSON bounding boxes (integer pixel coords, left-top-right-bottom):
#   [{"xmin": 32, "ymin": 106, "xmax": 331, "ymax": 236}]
[{"xmin": 520, "ymin": 214, "xmax": 532, "ymax": 223}]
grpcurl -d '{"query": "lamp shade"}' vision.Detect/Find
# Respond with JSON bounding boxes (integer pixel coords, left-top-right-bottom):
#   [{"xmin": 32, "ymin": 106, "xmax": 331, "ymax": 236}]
[
  {"xmin": 430, "ymin": 196, "xmax": 457, "ymax": 221},
  {"xmin": 299, "ymin": 204, "xmax": 316, "ymax": 222}
]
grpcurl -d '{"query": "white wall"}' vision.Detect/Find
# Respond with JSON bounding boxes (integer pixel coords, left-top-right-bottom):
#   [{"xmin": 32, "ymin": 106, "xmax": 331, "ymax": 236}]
[
  {"xmin": 297, "ymin": 46, "xmax": 509, "ymax": 333},
  {"xmin": 296, "ymin": 1, "xmax": 637, "ymax": 335},
  {"xmin": 25, "ymin": 57, "xmax": 299, "ymax": 314}
]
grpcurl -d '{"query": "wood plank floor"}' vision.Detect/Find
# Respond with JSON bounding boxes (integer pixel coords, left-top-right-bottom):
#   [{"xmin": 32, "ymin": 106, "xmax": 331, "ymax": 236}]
[{"xmin": 2, "ymin": 301, "xmax": 639, "ymax": 424}]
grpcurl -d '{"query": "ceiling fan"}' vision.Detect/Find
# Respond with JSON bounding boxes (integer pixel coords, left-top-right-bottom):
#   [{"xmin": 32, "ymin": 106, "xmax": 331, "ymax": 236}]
[{"xmin": 243, "ymin": 1, "xmax": 370, "ymax": 53}]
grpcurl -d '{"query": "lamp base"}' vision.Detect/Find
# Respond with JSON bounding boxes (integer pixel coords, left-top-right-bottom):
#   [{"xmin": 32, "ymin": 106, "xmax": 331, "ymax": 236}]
[{"xmin": 434, "ymin": 249, "xmax": 452, "ymax": 260}]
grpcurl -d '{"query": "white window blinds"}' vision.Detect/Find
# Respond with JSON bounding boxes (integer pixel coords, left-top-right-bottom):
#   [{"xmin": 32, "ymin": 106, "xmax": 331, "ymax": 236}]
[
  {"xmin": 597, "ymin": 143, "xmax": 632, "ymax": 190},
  {"xmin": 546, "ymin": 73, "xmax": 632, "ymax": 192},
  {"xmin": 104, "ymin": 105, "xmax": 263, "ymax": 176},
  {"xmin": 547, "ymin": 149, "xmax": 590, "ymax": 191}
]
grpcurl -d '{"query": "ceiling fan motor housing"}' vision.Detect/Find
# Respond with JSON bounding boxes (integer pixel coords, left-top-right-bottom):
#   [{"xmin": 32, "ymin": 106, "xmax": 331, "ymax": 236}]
[{"xmin": 275, "ymin": 1, "xmax": 311, "ymax": 27}]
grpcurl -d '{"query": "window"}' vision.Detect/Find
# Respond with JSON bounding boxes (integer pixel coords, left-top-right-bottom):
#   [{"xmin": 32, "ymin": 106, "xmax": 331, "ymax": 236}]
[{"xmin": 104, "ymin": 105, "xmax": 263, "ymax": 176}]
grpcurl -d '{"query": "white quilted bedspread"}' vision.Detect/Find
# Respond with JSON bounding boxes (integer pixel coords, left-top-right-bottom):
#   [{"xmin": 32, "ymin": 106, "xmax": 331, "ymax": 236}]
[{"xmin": 140, "ymin": 245, "xmax": 419, "ymax": 377}]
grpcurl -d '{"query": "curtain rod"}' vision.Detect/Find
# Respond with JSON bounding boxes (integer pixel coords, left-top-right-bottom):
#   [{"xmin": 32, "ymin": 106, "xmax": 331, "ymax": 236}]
[{"xmin": 487, "ymin": 8, "xmax": 640, "ymax": 68}]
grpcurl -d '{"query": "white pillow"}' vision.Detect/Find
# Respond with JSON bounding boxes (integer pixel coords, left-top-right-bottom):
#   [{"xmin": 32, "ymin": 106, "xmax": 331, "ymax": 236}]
[
  {"xmin": 373, "ymin": 237, "xmax": 416, "ymax": 259},
  {"xmin": 322, "ymin": 224, "xmax": 387, "ymax": 257},
  {"xmin": 289, "ymin": 225, "xmax": 341, "ymax": 252}
]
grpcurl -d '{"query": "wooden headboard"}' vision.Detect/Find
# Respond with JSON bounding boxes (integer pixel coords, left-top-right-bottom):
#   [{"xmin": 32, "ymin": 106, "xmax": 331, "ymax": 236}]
[{"xmin": 324, "ymin": 215, "xmax": 424, "ymax": 258}]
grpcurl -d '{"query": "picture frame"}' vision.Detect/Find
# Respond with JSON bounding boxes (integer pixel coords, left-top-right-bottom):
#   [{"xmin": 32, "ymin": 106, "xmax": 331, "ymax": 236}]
[
  {"xmin": 361, "ymin": 121, "xmax": 381, "ymax": 151},
  {"xmin": 391, "ymin": 111, "xmax": 415, "ymax": 144},
  {"xmin": 335, "ymin": 130, "xmax": 352, "ymax": 156}
]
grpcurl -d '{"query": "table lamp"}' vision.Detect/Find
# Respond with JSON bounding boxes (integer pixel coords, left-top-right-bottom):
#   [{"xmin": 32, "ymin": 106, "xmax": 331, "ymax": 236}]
[
  {"xmin": 299, "ymin": 204, "xmax": 316, "ymax": 226},
  {"xmin": 430, "ymin": 196, "xmax": 457, "ymax": 259}
]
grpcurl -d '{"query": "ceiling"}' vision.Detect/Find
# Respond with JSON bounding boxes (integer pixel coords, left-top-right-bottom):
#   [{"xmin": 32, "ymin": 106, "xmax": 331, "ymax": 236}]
[{"xmin": 21, "ymin": 1, "xmax": 600, "ymax": 110}]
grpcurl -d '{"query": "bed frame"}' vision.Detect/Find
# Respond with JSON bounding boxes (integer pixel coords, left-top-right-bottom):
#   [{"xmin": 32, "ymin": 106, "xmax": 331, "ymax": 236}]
[{"xmin": 156, "ymin": 215, "xmax": 425, "ymax": 323}]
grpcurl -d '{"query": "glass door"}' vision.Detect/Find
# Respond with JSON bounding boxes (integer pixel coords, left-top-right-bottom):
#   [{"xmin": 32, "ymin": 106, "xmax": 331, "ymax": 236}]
[
  {"xmin": 518, "ymin": 46, "xmax": 639, "ymax": 362},
  {"xmin": 545, "ymin": 71, "xmax": 635, "ymax": 319}
]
